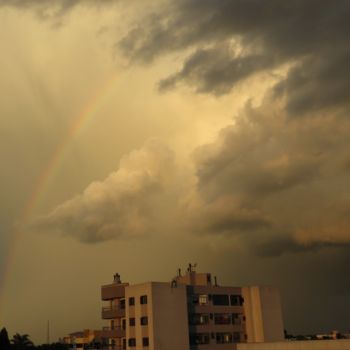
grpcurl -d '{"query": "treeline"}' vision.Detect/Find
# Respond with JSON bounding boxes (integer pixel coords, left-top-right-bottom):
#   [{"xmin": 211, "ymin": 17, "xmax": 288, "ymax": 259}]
[{"xmin": 0, "ymin": 328, "xmax": 68, "ymax": 350}]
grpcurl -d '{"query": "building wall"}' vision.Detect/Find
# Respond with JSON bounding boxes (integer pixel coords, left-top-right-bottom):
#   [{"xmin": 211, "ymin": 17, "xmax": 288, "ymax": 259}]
[
  {"xmin": 242, "ymin": 286, "xmax": 284, "ymax": 343},
  {"xmin": 237, "ymin": 339, "xmax": 350, "ymax": 350},
  {"xmin": 125, "ymin": 282, "xmax": 190, "ymax": 350},
  {"xmin": 125, "ymin": 283, "xmax": 152, "ymax": 350},
  {"xmin": 151, "ymin": 282, "xmax": 190, "ymax": 350}
]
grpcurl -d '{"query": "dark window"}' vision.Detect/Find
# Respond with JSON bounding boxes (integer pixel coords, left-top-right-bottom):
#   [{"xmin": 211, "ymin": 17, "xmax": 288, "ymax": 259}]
[
  {"xmin": 232, "ymin": 313, "xmax": 242, "ymax": 325},
  {"xmin": 129, "ymin": 297, "xmax": 135, "ymax": 306},
  {"xmin": 230, "ymin": 295, "xmax": 243, "ymax": 306},
  {"xmin": 189, "ymin": 333, "xmax": 210, "ymax": 345},
  {"xmin": 128, "ymin": 338, "xmax": 136, "ymax": 347},
  {"xmin": 140, "ymin": 295, "xmax": 148, "ymax": 304},
  {"xmin": 142, "ymin": 337, "xmax": 149, "ymax": 347},
  {"xmin": 212, "ymin": 294, "xmax": 229, "ymax": 306},
  {"xmin": 189, "ymin": 314, "xmax": 209, "ymax": 325},
  {"xmin": 233, "ymin": 332, "xmax": 241, "ymax": 342},
  {"xmin": 120, "ymin": 299, "xmax": 125, "ymax": 309},
  {"xmin": 129, "ymin": 318, "xmax": 135, "ymax": 326},
  {"xmin": 140, "ymin": 316, "xmax": 148, "ymax": 326},
  {"xmin": 122, "ymin": 319, "xmax": 126, "ymax": 330},
  {"xmin": 216, "ymin": 333, "xmax": 232, "ymax": 344},
  {"xmin": 214, "ymin": 314, "xmax": 231, "ymax": 325},
  {"xmin": 122, "ymin": 339, "xmax": 126, "ymax": 350}
]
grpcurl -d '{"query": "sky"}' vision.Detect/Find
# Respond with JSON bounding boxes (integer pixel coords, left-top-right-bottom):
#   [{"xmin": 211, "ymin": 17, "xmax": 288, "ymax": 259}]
[{"xmin": 1, "ymin": 0, "xmax": 350, "ymax": 344}]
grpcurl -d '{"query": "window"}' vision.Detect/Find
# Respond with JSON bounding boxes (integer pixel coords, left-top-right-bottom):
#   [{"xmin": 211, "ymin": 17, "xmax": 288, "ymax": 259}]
[
  {"xmin": 232, "ymin": 313, "xmax": 242, "ymax": 325},
  {"xmin": 122, "ymin": 338, "xmax": 126, "ymax": 350},
  {"xmin": 129, "ymin": 297, "xmax": 135, "ymax": 306},
  {"xmin": 140, "ymin": 316, "xmax": 148, "ymax": 326},
  {"xmin": 233, "ymin": 332, "xmax": 241, "ymax": 342},
  {"xmin": 142, "ymin": 337, "xmax": 149, "ymax": 347},
  {"xmin": 140, "ymin": 295, "xmax": 148, "ymax": 304},
  {"xmin": 214, "ymin": 314, "xmax": 231, "ymax": 325},
  {"xmin": 199, "ymin": 294, "xmax": 208, "ymax": 305},
  {"xmin": 122, "ymin": 319, "xmax": 126, "ymax": 330},
  {"xmin": 189, "ymin": 333, "xmax": 210, "ymax": 345},
  {"xmin": 128, "ymin": 338, "xmax": 136, "ymax": 347},
  {"xmin": 230, "ymin": 295, "xmax": 243, "ymax": 306},
  {"xmin": 189, "ymin": 314, "xmax": 209, "ymax": 325},
  {"xmin": 212, "ymin": 294, "xmax": 229, "ymax": 306},
  {"xmin": 129, "ymin": 318, "xmax": 135, "ymax": 326},
  {"xmin": 120, "ymin": 299, "xmax": 125, "ymax": 309},
  {"xmin": 216, "ymin": 333, "xmax": 232, "ymax": 344}
]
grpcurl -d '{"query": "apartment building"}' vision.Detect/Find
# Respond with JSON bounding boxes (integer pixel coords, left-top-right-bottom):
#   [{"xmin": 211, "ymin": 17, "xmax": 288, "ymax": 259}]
[{"xmin": 101, "ymin": 266, "xmax": 284, "ymax": 350}]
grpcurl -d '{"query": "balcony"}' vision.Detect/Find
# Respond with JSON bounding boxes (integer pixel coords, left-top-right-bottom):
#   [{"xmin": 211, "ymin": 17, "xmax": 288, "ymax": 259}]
[
  {"xmin": 100, "ymin": 326, "xmax": 126, "ymax": 339},
  {"xmin": 101, "ymin": 283, "xmax": 127, "ymax": 300},
  {"xmin": 101, "ymin": 306, "xmax": 125, "ymax": 319}
]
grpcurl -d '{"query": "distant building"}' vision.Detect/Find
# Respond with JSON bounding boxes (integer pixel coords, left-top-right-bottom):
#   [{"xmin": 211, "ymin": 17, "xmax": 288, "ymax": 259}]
[
  {"xmin": 100, "ymin": 265, "xmax": 284, "ymax": 350},
  {"xmin": 62, "ymin": 329, "xmax": 104, "ymax": 349}
]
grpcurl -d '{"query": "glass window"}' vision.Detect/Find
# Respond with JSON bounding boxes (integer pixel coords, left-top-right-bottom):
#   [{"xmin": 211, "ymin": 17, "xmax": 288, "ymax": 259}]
[
  {"xmin": 140, "ymin": 295, "xmax": 148, "ymax": 305},
  {"xmin": 230, "ymin": 295, "xmax": 243, "ymax": 306},
  {"xmin": 214, "ymin": 314, "xmax": 231, "ymax": 325},
  {"xmin": 129, "ymin": 318, "xmax": 135, "ymax": 327},
  {"xmin": 128, "ymin": 338, "xmax": 136, "ymax": 347},
  {"xmin": 199, "ymin": 294, "xmax": 208, "ymax": 305},
  {"xmin": 232, "ymin": 313, "xmax": 242, "ymax": 325},
  {"xmin": 216, "ymin": 333, "xmax": 232, "ymax": 344},
  {"xmin": 142, "ymin": 337, "xmax": 149, "ymax": 347},
  {"xmin": 189, "ymin": 333, "xmax": 210, "ymax": 345},
  {"xmin": 129, "ymin": 297, "xmax": 135, "ymax": 306},
  {"xmin": 122, "ymin": 319, "xmax": 126, "ymax": 330},
  {"xmin": 233, "ymin": 332, "xmax": 241, "ymax": 342},
  {"xmin": 140, "ymin": 316, "xmax": 148, "ymax": 326},
  {"xmin": 189, "ymin": 314, "xmax": 209, "ymax": 325},
  {"xmin": 212, "ymin": 294, "xmax": 229, "ymax": 306}
]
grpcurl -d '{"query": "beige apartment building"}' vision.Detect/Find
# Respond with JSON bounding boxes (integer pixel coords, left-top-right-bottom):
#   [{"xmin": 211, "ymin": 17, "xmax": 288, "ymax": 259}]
[{"xmin": 100, "ymin": 266, "xmax": 284, "ymax": 350}]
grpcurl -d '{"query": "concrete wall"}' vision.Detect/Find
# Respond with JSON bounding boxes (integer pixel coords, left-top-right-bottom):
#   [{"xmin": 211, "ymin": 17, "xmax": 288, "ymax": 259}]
[
  {"xmin": 126, "ymin": 282, "xmax": 190, "ymax": 350},
  {"xmin": 151, "ymin": 282, "xmax": 190, "ymax": 350},
  {"xmin": 237, "ymin": 339, "xmax": 350, "ymax": 350},
  {"xmin": 242, "ymin": 286, "xmax": 284, "ymax": 343}
]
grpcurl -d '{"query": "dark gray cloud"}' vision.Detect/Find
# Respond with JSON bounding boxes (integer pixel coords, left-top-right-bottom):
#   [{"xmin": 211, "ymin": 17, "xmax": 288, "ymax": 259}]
[
  {"xmin": 191, "ymin": 99, "xmax": 350, "ymax": 254},
  {"xmin": 120, "ymin": 0, "xmax": 350, "ymax": 113}
]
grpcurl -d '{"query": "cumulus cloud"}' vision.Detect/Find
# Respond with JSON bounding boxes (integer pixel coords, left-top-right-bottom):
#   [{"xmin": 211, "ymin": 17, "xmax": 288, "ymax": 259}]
[
  {"xmin": 190, "ymin": 99, "xmax": 350, "ymax": 254},
  {"xmin": 32, "ymin": 140, "xmax": 180, "ymax": 243}
]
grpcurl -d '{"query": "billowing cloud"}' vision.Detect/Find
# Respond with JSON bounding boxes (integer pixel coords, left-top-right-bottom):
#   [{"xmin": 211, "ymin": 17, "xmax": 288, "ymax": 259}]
[
  {"xmin": 120, "ymin": 0, "xmax": 350, "ymax": 114},
  {"xmin": 32, "ymin": 140, "xmax": 180, "ymax": 242},
  {"xmin": 190, "ymin": 99, "xmax": 350, "ymax": 254}
]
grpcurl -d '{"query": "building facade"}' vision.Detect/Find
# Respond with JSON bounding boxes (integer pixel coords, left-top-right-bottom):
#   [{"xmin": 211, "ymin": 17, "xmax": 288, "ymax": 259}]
[{"xmin": 101, "ymin": 266, "xmax": 284, "ymax": 350}]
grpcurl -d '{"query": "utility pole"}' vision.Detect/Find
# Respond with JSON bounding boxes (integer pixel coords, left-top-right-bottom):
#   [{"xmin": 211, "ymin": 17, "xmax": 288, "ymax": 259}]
[{"xmin": 46, "ymin": 320, "xmax": 50, "ymax": 345}]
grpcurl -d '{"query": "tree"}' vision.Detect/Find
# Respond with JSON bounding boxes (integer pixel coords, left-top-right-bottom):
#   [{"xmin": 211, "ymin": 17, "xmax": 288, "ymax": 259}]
[
  {"xmin": 11, "ymin": 333, "xmax": 34, "ymax": 349},
  {"xmin": 0, "ymin": 327, "xmax": 11, "ymax": 350}
]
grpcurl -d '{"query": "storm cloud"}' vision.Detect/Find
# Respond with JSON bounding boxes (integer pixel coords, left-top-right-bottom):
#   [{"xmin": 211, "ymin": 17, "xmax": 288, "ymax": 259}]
[{"xmin": 120, "ymin": 0, "xmax": 350, "ymax": 113}]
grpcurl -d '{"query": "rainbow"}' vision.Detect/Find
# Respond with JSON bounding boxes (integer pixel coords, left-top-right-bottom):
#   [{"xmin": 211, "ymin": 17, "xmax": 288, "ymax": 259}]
[{"xmin": 0, "ymin": 73, "xmax": 119, "ymax": 320}]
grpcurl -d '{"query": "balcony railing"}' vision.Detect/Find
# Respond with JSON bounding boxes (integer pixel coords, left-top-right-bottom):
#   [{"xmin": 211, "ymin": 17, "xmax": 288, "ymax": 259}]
[
  {"xmin": 100, "ymin": 326, "xmax": 125, "ymax": 339},
  {"xmin": 101, "ymin": 305, "xmax": 125, "ymax": 319},
  {"xmin": 101, "ymin": 284, "xmax": 127, "ymax": 300}
]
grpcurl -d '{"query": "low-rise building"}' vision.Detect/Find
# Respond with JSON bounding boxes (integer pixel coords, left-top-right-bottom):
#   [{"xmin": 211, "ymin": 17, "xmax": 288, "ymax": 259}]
[{"xmin": 101, "ymin": 265, "xmax": 284, "ymax": 350}]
